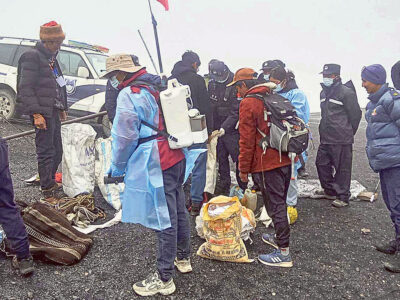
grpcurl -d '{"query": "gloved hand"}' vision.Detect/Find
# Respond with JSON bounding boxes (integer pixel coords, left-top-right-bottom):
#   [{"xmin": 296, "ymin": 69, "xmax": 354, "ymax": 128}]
[
  {"xmin": 218, "ymin": 128, "xmax": 225, "ymax": 137},
  {"xmin": 107, "ymin": 164, "xmax": 125, "ymax": 177},
  {"xmin": 33, "ymin": 114, "xmax": 47, "ymax": 130}
]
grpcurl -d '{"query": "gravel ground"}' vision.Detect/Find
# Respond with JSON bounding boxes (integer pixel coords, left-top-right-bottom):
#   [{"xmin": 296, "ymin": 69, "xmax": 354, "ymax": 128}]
[{"xmin": 1, "ymin": 114, "xmax": 400, "ymax": 300}]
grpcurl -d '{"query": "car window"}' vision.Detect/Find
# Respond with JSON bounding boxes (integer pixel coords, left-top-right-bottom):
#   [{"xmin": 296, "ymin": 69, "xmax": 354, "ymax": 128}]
[
  {"xmin": 57, "ymin": 51, "xmax": 91, "ymax": 78},
  {"xmin": 86, "ymin": 53, "xmax": 107, "ymax": 77},
  {"xmin": 12, "ymin": 45, "xmax": 33, "ymax": 67},
  {"xmin": 0, "ymin": 44, "xmax": 18, "ymax": 65}
]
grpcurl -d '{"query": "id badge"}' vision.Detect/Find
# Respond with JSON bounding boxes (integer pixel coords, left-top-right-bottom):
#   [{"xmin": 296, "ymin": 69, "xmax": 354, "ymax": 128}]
[{"xmin": 56, "ymin": 76, "xmax": 66, "ymax": 87}]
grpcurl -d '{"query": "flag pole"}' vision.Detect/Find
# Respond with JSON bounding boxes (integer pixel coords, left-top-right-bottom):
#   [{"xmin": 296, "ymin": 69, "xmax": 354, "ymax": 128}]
[
  {"xmin": 148, "ymin": 0, "xmax": 164, "ymax": 73},
  {"xmin": 138, "ymin": 29, "xmax": 159, "ymax": 75}
]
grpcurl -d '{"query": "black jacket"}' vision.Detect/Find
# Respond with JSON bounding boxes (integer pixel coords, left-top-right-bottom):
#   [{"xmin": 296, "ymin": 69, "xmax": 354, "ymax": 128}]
[
  {"xmin": 105, "ymin": 80, "xmax": 119, "ymax": 123},
  {"xmin": 319, "ymin": 80, "xmax": 362, "ymax": 144},
  {"xmin": 17, "ymin": 42, "xmax": 67, "ymax": 118},
  {"xmin": 170, "ymin": 61, "xmax": 212, "ymax": 133},
  {"xmin": 391, "ymin": 60, "xmax": 400, "ymax": 90},
  {"xmin": 208, "ymin": 72, "xmax": 239, "ymax": 133}
]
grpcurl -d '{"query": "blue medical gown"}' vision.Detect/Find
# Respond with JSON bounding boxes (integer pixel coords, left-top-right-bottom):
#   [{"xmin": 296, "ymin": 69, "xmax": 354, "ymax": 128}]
[
  {"xmin": 279, "ymin": 88, "xmax": 310, "ymax": 174},
  {"xmin": 110, "ymin": 87, "xmax": 171, "ymax": 230}
]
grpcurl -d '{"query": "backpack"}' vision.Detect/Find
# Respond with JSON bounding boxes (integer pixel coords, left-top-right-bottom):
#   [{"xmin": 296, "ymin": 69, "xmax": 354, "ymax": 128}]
[{"xmin": 246, "ymin": 92, "xmax": 309, "ymax": 177}]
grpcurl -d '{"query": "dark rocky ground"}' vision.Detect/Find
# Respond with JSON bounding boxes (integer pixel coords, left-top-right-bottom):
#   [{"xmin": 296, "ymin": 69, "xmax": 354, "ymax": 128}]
[{"xmin": 1, "ymin": 114, "xmax": 400, "ymax": 300}]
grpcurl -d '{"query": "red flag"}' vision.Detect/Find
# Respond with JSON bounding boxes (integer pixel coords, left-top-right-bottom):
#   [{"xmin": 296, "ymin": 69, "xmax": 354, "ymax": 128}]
[{"xmin": 156, "ymin": 0, "xmax": 169, "ymax": 11}]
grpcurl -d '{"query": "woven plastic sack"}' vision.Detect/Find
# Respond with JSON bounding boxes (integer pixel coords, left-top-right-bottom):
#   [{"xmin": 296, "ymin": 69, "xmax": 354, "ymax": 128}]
[
  {"xmin": 197, "ymin": 195, "xmax": 252, "ymax": 263},
  {"xmin": 62, "ymin": 123, "xmax": 96, "ymax": 197}
]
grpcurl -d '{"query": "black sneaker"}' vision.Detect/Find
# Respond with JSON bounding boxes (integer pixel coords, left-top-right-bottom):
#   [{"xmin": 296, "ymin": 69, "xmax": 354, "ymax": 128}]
[
  {"xmin": 297, "ymin": 168, "xmax": 309, "ymax": 179},
  {"xmin": 12, "ymin": 256, "xmax": 34, "ymax": 276},
  {"xmin": 190, "ymin": 203, "xmax": 201, "ymax": 216},
  {"xmin": 376, "ymin": 240, "xmax": 397, "ymax": 255}
]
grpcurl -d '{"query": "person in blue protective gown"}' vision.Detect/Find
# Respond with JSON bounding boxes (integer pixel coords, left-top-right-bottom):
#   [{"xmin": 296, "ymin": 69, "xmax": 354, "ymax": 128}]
[
  {"xmin": 269, "ymin": 66, "xmax": 310, "ymax": 223},
  {"xmin": 101, "ymin": 54, "xmax": 191, "ymax": 297}
]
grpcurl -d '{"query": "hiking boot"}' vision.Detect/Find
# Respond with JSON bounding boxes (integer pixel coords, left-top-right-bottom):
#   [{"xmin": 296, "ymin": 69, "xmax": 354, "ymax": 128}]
[
  {"xmin": 12, "ymin": 256, "xmax": 34, "ymax": 276},
  {"xmin": 174, "ymin": 257, "xmax": 192, "ymax": 273},
  {"xmin": 258, "ymin": 249, "xmax": 293, "ymax": 268},
  {"xmin": 190, "ymin": 202, "xmax": 201, "ymax": 216},
  {"xmin": 132, "ymin": 272, "xmax": 176, "ymax": 296},
  {"xmin": 384, "ymin": 253, "xmax": 400, "ymax": 273},
  {"xmin": 376, "ymin": 240, "xmax": 398, "ymax": 255},
  {"xmin": 332, "ymin": 199, "xmax": 349, "ymax": 208},
  {"xmin": 262, "ymin": 233, "xmax": 278, "ymax": 249},
  {"xmin": 310, "ymin": 189, "xmax": 336, "ymax": 200}
]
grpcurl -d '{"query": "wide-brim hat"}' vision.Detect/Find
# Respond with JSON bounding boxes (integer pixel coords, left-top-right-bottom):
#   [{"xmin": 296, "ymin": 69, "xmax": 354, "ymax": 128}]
[
  {"xmin": 101, "ymin": 54, "xmax": 144, "ymax": 79},
  {"xmin": 227, "ymin": 68, "xmax": 257, "ymax": 87}
]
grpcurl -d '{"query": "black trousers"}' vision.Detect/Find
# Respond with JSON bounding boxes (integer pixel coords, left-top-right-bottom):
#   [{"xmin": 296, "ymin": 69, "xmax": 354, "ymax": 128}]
[
  {"xmin": 254, "ymin": 166, "xmax": 291, "ymax": 248},
  {"xmin": 0, "ymin": 138, "xmax": 30, "ymax": 259},
  {"xmin": 34, "ymin": 110, "xmax": 62, "ymax": 190},
  {"xmin": 217, "ymin": 132, "xmax": 247, "ymax": 190},
  {"xmin": 315, "ymin": 144, "xmax": 352, "ymax": 202}
]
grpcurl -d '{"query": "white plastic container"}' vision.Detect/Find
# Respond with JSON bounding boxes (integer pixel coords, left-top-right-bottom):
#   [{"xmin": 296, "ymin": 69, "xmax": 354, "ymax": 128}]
[
  {"xmin": 160, "ymin": 79, "xmax": 194, "ymax": 149},
  {"xmin": 243, "ymin": 189, "xmax": 258, "ymax": 212}
]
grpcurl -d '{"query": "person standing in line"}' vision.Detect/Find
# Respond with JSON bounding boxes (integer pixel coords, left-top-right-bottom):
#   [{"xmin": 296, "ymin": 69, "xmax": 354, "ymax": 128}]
[
  {"xmin": 362, "ymin": 64, "xmax": 400, "ymax": 273},
  {"xmin": 170, "ymin": 51, "xmax": 211, "ymax": 216},
  {"xmin": 311, "ymin": 64, "xmax": 361, "ymax": 208},
  {"xmin": 17, "ymin": 21, "xmax": 68, "ymax": 202}
]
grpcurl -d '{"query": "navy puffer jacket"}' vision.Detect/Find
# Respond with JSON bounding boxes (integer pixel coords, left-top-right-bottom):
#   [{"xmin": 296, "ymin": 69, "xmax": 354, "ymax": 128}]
[{"xmin": 365, "ymin": 84, "xmax": 400, "ymax": 172}]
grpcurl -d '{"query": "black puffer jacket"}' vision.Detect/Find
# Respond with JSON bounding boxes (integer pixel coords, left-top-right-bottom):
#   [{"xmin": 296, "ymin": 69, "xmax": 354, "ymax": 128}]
[
  {"xmin": 17, "ymin": 42, "xmax": 67, "ymax": 117},
  {"xmin": 208, "ymin": 72, "xmax": 239, "ymax": 133},
  {"xmin": 170, "ymin": 61, "xmax": 212, "ymax": 133},
  {"xmin": 319, "ymin": 79, "xmax": 362, "ymax": 145}
]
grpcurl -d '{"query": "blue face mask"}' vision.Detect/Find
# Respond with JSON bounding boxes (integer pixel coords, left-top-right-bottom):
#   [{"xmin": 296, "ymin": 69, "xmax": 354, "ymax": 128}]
[
  {"xmin": 274, "ymin": 83, "xmax": 283, "ymax": 93},
  {"xmin": 110, "ymin": 76, "xmax": 120, "ymax": 89},
  {"xmin": 323, "ymin": 77, "xmax": 334, "ymax": 87},
  {"xmin": 237, "ymin": 97, "xmax": 243, "ymax": 101},
  {"xmin": 263, "ymin": 74, "xmax": 270, "ymax": 81}
]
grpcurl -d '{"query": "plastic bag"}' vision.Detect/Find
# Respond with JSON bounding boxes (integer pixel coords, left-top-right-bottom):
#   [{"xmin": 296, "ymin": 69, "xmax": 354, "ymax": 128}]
[
  {"xmin": 95, "ymin": 137, "xmax": 124, "ymax": 210},
  {"xmin": 197, "ymin": 195, "xmax": 252, "ymax": 263},
  {"xmin": 62, "ymin": 123, "xmax": 97, "ymax": 197}
]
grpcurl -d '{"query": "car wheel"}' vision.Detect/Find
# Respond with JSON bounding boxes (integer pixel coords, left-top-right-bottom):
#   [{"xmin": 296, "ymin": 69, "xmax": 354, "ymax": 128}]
[
  {"xmin": 101, "ymin": 113, "xmax": 112, "ymax": 137},
  {"xmin": 0, "ymin": 89, "xmax": 16, "ymax": 120}
]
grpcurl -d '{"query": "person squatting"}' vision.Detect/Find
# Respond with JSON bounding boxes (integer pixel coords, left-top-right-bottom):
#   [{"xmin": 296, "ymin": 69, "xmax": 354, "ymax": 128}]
[{"xmin": 3, "ymin": 20, "xmax": 400, "ymax": 297}]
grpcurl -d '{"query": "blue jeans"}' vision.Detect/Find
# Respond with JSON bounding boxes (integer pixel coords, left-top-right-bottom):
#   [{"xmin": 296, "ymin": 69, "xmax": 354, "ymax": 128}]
[
  {"xmin": 189, "ymin": 142, "xmax": 207, "ymax": 204},
  {"xmin": 0, "ymin": 138, "xmax": 30, "ymax": 259},
  {"xmin": 157, "ymin": 159, "xmax": 191, "ymax": 281},
  {"xmin": 379, "ymin": 167, "xmax": 400, "ymax": 240}
]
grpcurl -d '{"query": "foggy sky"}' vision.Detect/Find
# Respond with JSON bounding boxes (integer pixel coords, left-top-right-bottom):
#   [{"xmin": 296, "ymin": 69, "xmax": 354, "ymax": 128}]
[{"xmin": 1, "ymin": 0, "xmax": 399, "ymax": 111}]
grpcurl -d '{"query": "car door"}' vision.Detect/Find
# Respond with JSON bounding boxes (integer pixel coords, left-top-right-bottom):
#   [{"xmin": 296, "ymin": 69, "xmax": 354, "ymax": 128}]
[{"xmin": 57, "ymin": 50, "xmax": 95, "ymax": 114}]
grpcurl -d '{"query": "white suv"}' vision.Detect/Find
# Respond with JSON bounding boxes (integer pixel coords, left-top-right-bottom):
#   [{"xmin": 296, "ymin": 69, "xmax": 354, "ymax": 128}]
[{"xmin": 0, "ymin": 37, "xmax": 111, "ymax": 135}]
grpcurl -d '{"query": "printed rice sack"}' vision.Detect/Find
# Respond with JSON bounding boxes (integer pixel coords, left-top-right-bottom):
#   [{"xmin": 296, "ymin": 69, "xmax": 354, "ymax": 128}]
[{"xmin": 197, "ymin": 195, "xmax": 252, "ymax": 263}]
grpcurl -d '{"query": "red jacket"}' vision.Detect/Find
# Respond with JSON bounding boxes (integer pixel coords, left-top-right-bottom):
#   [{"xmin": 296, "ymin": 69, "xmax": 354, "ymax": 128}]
[{"xmin": 238, "ymin": 84, "xmax": 291, "ymax": 173}]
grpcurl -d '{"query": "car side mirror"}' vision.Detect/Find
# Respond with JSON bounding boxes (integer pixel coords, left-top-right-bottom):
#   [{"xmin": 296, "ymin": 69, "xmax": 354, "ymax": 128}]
[{"xmin": 77, "ymin": 66, "xmax": 90, "ymax": 78}]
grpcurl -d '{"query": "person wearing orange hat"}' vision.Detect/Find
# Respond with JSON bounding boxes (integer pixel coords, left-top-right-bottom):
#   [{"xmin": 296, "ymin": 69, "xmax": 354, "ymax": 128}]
[
  {"xmin": 17, "ymin": 21, "xmax": 67, "ymax": 202},
  {"xmin": 229, "ymin": 68, "xmax": 293, "ymax": 267}
]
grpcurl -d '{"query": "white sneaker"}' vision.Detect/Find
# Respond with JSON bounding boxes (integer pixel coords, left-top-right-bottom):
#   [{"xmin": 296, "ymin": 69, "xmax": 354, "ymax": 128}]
[
  {"xmin": 174, "ymin": 257, "xmax": 193, "ymax": 273},
  {"xmin": 132, "ymin": 272, "xmax": 176, "ymax": 296}
]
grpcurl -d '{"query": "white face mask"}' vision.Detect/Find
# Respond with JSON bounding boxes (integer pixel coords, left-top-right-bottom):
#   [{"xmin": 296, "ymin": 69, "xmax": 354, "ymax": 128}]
[
  {"xmin": 323, "ymin": 77, "xmax": 334, "ymax": 87},
  {"xmin": 263, "ymin": 74, "xmax": 270, "ymax": 81},
  {"xmin": 110, "ymin": 76, "xmax": 120, "ymax": 89}
]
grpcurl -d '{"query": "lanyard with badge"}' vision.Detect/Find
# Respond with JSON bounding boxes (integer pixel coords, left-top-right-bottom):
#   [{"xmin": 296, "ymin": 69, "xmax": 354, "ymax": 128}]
[{"xmin": 49, "ymin": 57, "xmax": 66, "ymax": 87}]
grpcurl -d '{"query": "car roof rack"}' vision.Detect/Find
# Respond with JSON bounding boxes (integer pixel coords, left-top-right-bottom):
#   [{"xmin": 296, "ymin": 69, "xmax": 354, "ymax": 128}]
[{"xmin": 0, "ymin": 36, "xmax": 108, "ymax": 53}]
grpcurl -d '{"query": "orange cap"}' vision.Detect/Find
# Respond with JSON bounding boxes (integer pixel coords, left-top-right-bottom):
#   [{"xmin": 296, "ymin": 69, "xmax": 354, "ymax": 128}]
[{"xmin": 227, "ymin": 68, "xmax": 258, "ymax": 87}]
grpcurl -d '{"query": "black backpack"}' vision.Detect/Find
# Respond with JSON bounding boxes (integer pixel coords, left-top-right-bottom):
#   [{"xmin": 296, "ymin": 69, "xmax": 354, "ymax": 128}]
[{"xmin": 246, "ymin": 92, "xmax": 309, "ymax": 164}]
